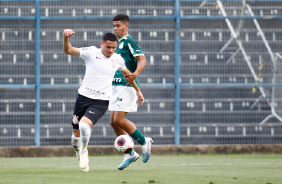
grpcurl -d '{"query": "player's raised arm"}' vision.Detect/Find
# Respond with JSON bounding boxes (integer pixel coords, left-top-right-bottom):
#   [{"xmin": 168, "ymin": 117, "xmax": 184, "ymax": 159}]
[
  {"xmin": 120, "ymin": 68, "xmax": 144, "ymax": 105},
  {"xmin": 63, "ymin": 29, "xmax": 80, "ymax": 56}
]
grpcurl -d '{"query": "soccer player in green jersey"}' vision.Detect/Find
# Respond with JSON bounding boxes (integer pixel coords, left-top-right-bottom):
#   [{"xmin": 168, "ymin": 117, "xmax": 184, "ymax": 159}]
[{"xmin": 109, "ymin": 14, "xmax": 153, "ymax": 170}]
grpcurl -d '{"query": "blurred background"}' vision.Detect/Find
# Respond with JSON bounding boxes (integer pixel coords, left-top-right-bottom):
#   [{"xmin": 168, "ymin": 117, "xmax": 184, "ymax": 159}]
[{"xmin": 1, "ymin": 0, "xmax": 282, "ymax": 147}]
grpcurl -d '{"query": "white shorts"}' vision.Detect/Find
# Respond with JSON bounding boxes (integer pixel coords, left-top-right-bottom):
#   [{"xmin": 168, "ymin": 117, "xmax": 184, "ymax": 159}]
[{"xmin": 109, "ymin": 85, "xmax": 138, "ymax": 112}]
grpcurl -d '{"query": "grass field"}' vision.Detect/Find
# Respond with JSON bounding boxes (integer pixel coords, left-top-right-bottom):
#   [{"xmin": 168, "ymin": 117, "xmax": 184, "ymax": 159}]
[{"xmin": 0, "ymin": 154, "xmax": 282, "ymax": 184}]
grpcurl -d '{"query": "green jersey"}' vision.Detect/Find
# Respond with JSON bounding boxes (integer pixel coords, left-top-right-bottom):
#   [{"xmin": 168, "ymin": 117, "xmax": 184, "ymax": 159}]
[{"xmin": 112, "ymin": 35, "xmax": 144, "ymax": 87}]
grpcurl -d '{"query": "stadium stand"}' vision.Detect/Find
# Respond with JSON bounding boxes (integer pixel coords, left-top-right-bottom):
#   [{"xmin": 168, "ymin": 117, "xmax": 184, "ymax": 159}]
[{"xmin": 1, "ymin": 0, "xmax": 282, "ymax": 146}]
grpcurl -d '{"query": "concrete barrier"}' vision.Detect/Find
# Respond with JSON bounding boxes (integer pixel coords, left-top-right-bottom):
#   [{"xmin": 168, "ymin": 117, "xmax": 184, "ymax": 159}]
[{"xmin": 1, "ymin": 144, "xmax": 282, "ymax": 157}]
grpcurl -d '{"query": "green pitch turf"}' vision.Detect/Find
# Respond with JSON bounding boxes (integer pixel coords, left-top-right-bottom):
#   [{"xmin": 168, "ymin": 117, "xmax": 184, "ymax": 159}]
[{"xmin": 0, "ymin": 154, "xmax": 282, "ymax": 184}]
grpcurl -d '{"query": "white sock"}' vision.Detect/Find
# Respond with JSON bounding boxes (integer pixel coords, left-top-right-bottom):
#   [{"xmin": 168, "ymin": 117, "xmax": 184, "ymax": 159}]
[
  {"xmin": 79, "ymin": 122, "xmax": 91, "ymax": 153},
  {"xmin": 71, "ymin": 134, "xmax": 81, "ymax": 155}
]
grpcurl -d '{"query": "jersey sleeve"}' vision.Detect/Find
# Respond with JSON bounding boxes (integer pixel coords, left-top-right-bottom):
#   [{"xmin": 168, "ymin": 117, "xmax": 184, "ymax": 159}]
[
  {"xmin": 79, "ymin": 46, "xmax": 97, "ymax": 60},
  {"xmin": 126, "ymin": 38, "xmax": 144, "ymax": 57},
  {"xmin": 117, "ymin": 56, "xmax": 126, "ymax": 72}
]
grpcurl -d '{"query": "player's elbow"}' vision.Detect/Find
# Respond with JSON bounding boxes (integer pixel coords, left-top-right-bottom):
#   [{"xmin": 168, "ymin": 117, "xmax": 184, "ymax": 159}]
[
  {"xmin": 144, "ymin": 60, "xmax": 147, "ymax": 67},
  {"xmin": 64, "ymin": 47, "xmax": 73, "ymax": 55},
  {"xmin": 63, "ymin": 46, "xmax": 69, "ymax": 54},
  {"xmin": 141, "ymin": 57, "xmax": 147, "ymax": 66}
]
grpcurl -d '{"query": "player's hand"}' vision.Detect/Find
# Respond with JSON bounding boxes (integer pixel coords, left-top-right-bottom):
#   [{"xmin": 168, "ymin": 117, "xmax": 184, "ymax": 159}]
[
  {"xmin": 136, "ymin": 91, "xmax": 144, "ymax": 105},
  {"xmin": 124, "ymin": 73, "xmax": 137, "ymax": 83},
  {"xmin": 63, "ymin": 29, "xmax": 75, "ymax": 38}
]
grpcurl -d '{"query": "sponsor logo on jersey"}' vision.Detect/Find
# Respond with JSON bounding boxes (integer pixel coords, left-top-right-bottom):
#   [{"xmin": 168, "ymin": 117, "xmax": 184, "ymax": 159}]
[
  {"xmin": 82, "ymin": 47, "xmax": 90, "ymax": 50},
  {"xmin": 96, "ymin": 56, "xmax": 102, "ymax": 59},
  {"xmin": 113, "ymin": 78, "xmax": 122, "ymax": 82},
  {"xmin": 89, "ymin": 111, "xmax": 95, "ymax": 114},
  {"xmin": 85, "ymin": 87, "xmax": 105, "ymax": 95}
]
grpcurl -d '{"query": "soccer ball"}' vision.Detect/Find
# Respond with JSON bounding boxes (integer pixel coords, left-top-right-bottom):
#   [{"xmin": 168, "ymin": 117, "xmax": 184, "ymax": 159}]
[{"xmin": 114, "ymin": 135, "xmax": 134, "ymax": 153}]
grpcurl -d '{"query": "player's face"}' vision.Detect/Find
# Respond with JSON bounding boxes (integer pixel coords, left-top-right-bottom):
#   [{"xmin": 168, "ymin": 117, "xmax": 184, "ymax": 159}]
[
  {"xmin": 100, "ymin": 40, "xmax": 117, "ymax": 58},
  {"xmin": 113, "ymin": 21, "xmax": 128, "ymax": 39}
]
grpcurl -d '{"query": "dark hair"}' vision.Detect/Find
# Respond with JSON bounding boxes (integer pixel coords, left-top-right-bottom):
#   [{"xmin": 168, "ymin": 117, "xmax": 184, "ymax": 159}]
[
  {"xmin": 113, "ymin": 14, "xmax": 129, "ymax": 23},
  {"xmin": 102, "ymin": 33, "xmax": 118, "ymax": 42}
]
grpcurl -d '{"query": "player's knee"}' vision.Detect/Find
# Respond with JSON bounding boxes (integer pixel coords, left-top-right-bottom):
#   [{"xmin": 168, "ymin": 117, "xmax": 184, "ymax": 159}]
[
  {"xmin": 110, "ymin": 119, "xmax": 120, "ymax": 127},
  {"xmin": 110, "ymin": 119, "xmax": 116, "ymax": 127},
  {"xmin": 111, "ymin": 117, "xmax": 123, "ymax": 126}
]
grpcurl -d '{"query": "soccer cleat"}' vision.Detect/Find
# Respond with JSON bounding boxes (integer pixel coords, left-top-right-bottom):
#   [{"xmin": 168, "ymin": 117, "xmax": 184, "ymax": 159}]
[
  {"xmin": 80, "ymin": 150, "xmax": 89, "ymax": 172},
  {"xmin": 118, "ymin": 150, "xmax": 139, "ymax": 170},
  {"xmin": 81, "ymin": 164, "xmax": 89, "ymax": 172},
  {"xmin": 141, "ymin": 137, "xmax": 153, "ymax": 163}
]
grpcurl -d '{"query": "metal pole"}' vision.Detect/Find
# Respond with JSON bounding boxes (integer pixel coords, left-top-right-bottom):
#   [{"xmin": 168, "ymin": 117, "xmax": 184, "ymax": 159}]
[
  {"xmin": 174, "ymin": 0, "xmax": 180, "ymax": 145},
  {"xmin": 35, "ymin": 0, "xmax": 41, "ymax": 146},
  {"xmin": 217, "ymin": 0, "xmax": 266, "ymax": 98},
  {"xmin": 246, "ymin": 4, "xmax": 276, "ymax": 64}
]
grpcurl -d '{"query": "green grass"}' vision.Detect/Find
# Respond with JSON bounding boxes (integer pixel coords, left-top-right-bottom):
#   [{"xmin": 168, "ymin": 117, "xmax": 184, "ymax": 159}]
[{"xmin": 0, "ymin": 154, "xmax": 282, "ymax": 184}]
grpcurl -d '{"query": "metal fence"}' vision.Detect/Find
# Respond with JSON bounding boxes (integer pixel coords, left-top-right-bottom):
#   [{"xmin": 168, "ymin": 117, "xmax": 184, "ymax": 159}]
[{"xmin": 1, "ymin": 0, "xmax": 282, "ymax": 146}]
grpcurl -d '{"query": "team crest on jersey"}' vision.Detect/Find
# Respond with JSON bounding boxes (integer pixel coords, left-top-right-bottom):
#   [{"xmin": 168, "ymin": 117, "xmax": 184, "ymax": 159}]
[
  {"xmin": 119, "ymin": 42, "xmax": 124, "ymax": 49},
  {"xmin": 111, "ymin": 59, "xmax": 117, "ymax": 68},
  {"xmin": 72, "ymin": 115, "xmax": 79, "ymax": 124}
]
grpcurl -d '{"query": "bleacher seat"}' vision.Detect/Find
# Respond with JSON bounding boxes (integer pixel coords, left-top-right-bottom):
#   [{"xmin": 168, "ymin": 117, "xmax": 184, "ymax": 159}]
[{"xmin": 2, "ymin": 1, "xmax": 282, "ymax": 146}]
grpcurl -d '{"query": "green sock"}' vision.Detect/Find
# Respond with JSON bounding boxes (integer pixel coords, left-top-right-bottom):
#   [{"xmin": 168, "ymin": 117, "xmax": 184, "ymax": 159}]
[
  {"xmin": 126, "ymin": 149, "xmax": 134, "ymax": 155},
  {"xmin": 130, "ymin": 128, "xmax": 145, "ymax": 145}
]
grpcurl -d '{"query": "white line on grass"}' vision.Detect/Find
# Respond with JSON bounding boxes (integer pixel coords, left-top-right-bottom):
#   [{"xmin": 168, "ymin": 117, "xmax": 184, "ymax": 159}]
[{"xmin": 160, "ymin": 162, "xmax": 282, "ymax": 166}]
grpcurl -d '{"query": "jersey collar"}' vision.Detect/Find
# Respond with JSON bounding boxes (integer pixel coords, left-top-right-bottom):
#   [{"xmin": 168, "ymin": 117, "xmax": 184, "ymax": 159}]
[{"xmin": 118, "ymin": 35, "xmax": 129, "ymax": 42}]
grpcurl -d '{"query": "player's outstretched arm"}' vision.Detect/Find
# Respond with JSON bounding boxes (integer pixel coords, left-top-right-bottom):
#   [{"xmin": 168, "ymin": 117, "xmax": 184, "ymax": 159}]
[
  {"xmin": 63, "ymin": 29, "xmax": 80, "ymax": 56},
  {"xmin": 120, "ymin": 68, "xmax": 144, "ymax": 105}
]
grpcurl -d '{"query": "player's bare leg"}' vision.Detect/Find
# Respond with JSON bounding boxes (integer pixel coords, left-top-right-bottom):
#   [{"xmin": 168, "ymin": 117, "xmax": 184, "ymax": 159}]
[
  {"xmin": 110, "ymin": 111, "xmax": 128, "ymax": 136},
  {"xmin": 110, "ymin": 111, "xmax": 152, "ymax": 169},
  {"xmin": 110, "ymin": 111, "xmax": 139, "ymax": 170},
  {"xmin": 110, "ymin": 111, "xmax": 145, "ymax": 144}
]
